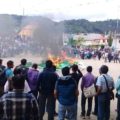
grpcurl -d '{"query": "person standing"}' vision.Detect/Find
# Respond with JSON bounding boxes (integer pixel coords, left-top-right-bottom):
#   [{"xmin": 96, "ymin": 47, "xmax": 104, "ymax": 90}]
[
  {"xmin": 115, "ymin": 75, "xmax": 120, "ymax": 120},
  {"xmin": 0, "ymin": 59, "xmax": 6, "ymax": 71},
  {"xmin": 81, "ymin": 66, "xmax": 95, "ymax": 119},
  {"xmin": 27, "ymin": 63, "xmax": 39, "ymax": 98},
  {"xmin": 0, "ymin": 75, "xmax": 40, "ymax": 119},
  {"xmin": 98, "ymin": 51, "xmax": 102, "ymax": 60},
  {"xmin": 92, "ymin": 77, "xmax": 98, "ymax": 116},
  {"xmin": 15, "ymin": 58, "xmax": 29, "ymax": 80},
  {"xmin": 4, "ymin": 60, "xmax": 14, "ymax": 92},
  {"xmin": 54, "ymin": 66, "xmax": 78, "ymax": 120},
  {"xmin": 108, "ymin": 52, "xmax": 113, "ymax": 63},
  {"xmin": 13, "ymin": 68, "xmax": 30, "ymax": 93},
  {"xmin": 96, "ymin": 65, "xmax": 114, "ymax": 120},
  {"xmin": 71, "ymin": 64, "xmax": 83, "ymax": 86},
  {"xmin": 37, "ymin": 60, "xmax": 58, "ymax": 120},
  {"xmin": 0, "ymin": 59, "xmax": 6, "ymax": 96}
]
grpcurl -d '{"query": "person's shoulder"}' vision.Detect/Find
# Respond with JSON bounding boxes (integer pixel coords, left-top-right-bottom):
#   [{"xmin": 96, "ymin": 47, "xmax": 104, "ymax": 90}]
[
  {"xmin": 26, "ymin": 93, "xmax": 36, "ymax": 100},
  {"xmin": 1, "ymin": 92, "xmax": 13, "ymax": 99},
  {"xmin": 106, "ymin": 74, "xmax": 113, "ymax": 81},
  {"xmin": 97, "ymin": 75, "xmax": 104, "ymax": 81},
  {"xmin": 83, "ymin": 73, "xmax": 90, "ymax": 78},
  {"xmin": 5, "ymin": 68, "xmax": 12, "ymax": 73},
  {"xmin": 15, "ymin": 65, "xmax": 21, "ymax": 69},
  {"xmin": 16, "ymin": 92, "xmax": 34, "ymax": 99},
  {"xmin": 0, "ymin": 65, "xmax": 6, "ymax": 69}
]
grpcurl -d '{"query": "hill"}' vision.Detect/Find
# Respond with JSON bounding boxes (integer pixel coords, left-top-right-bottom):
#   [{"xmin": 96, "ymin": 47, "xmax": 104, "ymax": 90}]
[
  {"xmin": 63, "ymin": 19, "xmax": 120, "ymax": 34},
  {"xmin": 0, "ymin": 14, "xmax": 120, "ymax": 35}
]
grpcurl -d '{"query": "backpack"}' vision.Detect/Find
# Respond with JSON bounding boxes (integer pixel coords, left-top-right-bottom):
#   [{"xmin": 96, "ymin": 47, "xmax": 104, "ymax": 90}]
[{"xmin": 16, "ymin": 65, "xmax": 29, "ymax": 80}]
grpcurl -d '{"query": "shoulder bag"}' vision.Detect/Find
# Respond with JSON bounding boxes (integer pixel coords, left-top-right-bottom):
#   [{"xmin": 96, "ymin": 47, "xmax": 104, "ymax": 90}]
[
  {"xmin": 83, "ymin": 84, "xmax": 96, "ymax": 98},
  {"xmin": 103, "ymin": 75, "xmax": 114, "ymax": 100}
]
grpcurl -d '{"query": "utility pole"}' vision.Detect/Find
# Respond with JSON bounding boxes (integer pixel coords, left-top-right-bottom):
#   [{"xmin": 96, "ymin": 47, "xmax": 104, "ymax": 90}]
[{"xmin": 23, "ymin": 8, "xmax": 25, "ymax": 16}]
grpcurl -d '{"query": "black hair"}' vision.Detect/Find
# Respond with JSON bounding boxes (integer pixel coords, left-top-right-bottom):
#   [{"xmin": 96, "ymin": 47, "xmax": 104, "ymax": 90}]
[
  {"xmin": 32, "ymin": 63, "xmax": 38, "ymax": 69},
  {"xmin": 99, "ymin": 65, "xmax": 108, "ymax": 74},
  {"xmin": 87, "ymin": 66, "xmax": 92, "ymax": 72},
  {"xmin": 45, "ymin": 60, "xmax": 53, "ymax": 68},
  {"xmin": 62, "ymin": 66, "xmax": 70, "ymax": 76},
  {"xmin": 21, "ymin": 59, "xmax": 27, "ymax": 65},
  {"xmin": 71, "ymin": 64, "xmax": 78, "ymax": 72},
  {"xmin": 12, "ymin": 75, "xmax": 25, "ymax": 89},
  {"xmin": 7, "ymin": 60, "xmax": 13, "ymax": 67}
]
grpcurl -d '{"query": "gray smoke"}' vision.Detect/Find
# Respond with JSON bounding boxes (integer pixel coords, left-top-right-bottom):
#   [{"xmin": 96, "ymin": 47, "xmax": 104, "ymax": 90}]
[
  {"xmin": 0, "ymin": 15, "xmax": 64, "ymax": 58},
  {"xmin": 0, "ymin": 14, "xmax": 20, "ymax": 57},
  {"xmin": 32, "ymin": 17, "xmax": 64, "ymax": 56}
]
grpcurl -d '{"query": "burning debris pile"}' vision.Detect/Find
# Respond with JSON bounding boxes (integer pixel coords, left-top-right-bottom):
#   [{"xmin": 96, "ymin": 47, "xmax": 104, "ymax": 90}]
[{"xmin": 26, "ymin": 52, "xmax": 86, "ymax": 70}]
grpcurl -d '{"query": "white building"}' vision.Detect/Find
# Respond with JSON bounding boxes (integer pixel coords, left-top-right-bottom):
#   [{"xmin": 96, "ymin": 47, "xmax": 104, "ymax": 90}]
[
  {"xmin": 112, "ymin": 34, "xmax": 120, "ymax": 50},
  {"xmin": 63, "ymin": 33, "xmax": 108, "ymax": 47}
]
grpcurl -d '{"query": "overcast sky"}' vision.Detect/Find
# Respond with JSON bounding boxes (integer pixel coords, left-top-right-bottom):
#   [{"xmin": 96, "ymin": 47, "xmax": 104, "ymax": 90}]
[{"xmin": 0, "ymin": 0, "xmax": 120, "ymax": 21}]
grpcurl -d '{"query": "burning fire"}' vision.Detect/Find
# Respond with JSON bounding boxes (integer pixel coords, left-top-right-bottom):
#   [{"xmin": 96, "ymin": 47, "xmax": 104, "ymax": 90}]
[{"xmin": 48, "ymin": 51, "xmax": 79, "ymax": 68}]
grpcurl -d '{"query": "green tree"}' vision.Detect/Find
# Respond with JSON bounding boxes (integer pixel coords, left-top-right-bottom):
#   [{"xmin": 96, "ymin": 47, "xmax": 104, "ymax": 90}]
[
  {"xmin": 107, "ymin": 35, "xmax": 113, "ymax": 47},
  {"xmin": 68, "ymin": 38, "xmax": 77, "ymax": 47},
  {"xmin": 77, "ymin": 37, "xmax": 85, "ymax": 46}
]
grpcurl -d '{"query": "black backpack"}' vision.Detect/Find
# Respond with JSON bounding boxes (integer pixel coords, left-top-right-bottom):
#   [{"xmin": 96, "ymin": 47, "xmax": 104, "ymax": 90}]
[{"xmin": 15, "ymin": 65, "xmax": 29, "ymax": 80}]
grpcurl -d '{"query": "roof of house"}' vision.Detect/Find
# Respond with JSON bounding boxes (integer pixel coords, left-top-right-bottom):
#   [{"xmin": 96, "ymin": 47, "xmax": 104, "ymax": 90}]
[{"xmin": 74, "ymin": 33, "xmax": 107, "ymax": 41}]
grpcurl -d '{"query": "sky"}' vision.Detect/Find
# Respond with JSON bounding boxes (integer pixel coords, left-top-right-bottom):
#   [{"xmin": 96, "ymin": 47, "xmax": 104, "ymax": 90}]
[{"xmin": 0, "ymin": 0, "xmax": 120, "ymax": 21}]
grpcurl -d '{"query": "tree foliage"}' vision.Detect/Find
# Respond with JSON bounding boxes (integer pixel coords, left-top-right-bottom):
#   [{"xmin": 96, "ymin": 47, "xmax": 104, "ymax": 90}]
[
  {"xmin": 107, "ymin": 35, "xmax": 113, "ymax": 47},
  {"xmin": 63, "ymin": 19, "xmax": 120, "ymax": 34}
]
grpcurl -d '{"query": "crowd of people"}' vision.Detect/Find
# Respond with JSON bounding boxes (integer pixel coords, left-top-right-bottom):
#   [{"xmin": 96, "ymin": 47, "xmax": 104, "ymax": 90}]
[
  {"xmin": 64, "ymin": 46, "xmax": 120, "ymax": 63},
  {"xmin": 0, "ymin": 58, "xmax": 120, "ymax": 120}
]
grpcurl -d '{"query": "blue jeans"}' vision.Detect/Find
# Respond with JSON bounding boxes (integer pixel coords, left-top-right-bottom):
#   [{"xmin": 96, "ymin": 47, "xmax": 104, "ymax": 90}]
[
  {"xmin": 116, "ymin": 94, "xmax": 120, "ymax": 120},
  {"xmin": 38, "ymin": 94, "xmax": 55, "ymax": 120},
  {"xmin": 98, "ymin": 93, "xmax": 110, "ymax": 120},
  {"xmin": 58, "ymin": 103, "xmax": 77, "ymax": 120}
]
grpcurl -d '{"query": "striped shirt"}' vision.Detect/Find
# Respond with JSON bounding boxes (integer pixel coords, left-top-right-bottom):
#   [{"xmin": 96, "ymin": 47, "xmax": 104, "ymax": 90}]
[{"xmin": 0, "ymin": 90, "xmax": 40, "ymax": 120}]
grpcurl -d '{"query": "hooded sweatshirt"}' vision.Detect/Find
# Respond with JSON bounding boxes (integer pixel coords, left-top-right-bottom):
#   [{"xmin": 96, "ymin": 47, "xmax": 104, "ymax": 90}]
[{"xmin": 55, "ymin": 75, "xmax": 77, "ymax": 106}]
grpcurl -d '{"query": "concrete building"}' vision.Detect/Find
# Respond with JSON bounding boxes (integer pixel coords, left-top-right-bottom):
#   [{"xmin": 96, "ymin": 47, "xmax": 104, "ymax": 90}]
[
  {"xmin": 112, "ymin": 34, "xmax": 120, "ymax": 50},
  {"xmin": 63, "ymin": 33, "xmax": 108, "ymax": 47}
]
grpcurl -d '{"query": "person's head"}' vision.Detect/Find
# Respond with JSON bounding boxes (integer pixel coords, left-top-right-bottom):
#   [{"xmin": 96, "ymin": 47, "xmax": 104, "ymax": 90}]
[
  {"xmin": 32, "ymin": 63, "xmax": 38, "ymax": 69},
  {"xmin": 62, "ymin": 66, "xmax": 70, "ymax": 76},
  {"xmin": 21, "ymin": 59, "xmax": 27, "ymax": 65},
  {"xmin": 99, "ymin": 65, "xmax": 108, "ymax": 74},
  {"xmin": 71, "ymin": 64, "xmax": 78, "ymax": 72},
  {"xmin": 7, "ymin": 60, "xmax": 14, "ymax": 68},
  {"xmin": 0, "ymin": 59, "xmax": 3, "ymax": 65},
  {"xmin": 45, "ymin": 60, "xmax": 53, "ymax": 68},
  {"xmin": 87, "ymin": 66, "xmax": 92, "ymax": 73},
  {"xmin": 12, "ymin": 75, "xmax": 25, "ymax": 89}
]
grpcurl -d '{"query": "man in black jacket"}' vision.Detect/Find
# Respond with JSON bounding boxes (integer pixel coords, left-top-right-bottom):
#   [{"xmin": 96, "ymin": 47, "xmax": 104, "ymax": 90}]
[{"xmin": 37, "ymin": 60, "xmax": 58, "ymax": 120}]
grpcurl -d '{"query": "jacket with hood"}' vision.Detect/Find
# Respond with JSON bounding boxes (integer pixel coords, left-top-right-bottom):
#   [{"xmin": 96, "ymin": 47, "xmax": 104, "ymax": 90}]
[{"xmin": 55, "ymin": 75, "xmax": 77, "ymax": 105}]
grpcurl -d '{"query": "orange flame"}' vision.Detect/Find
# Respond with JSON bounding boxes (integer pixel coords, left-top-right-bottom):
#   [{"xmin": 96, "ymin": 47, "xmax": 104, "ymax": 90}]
[{"xmin": 48, "ymin": 51, "xmax": 79, "ymax": 66}]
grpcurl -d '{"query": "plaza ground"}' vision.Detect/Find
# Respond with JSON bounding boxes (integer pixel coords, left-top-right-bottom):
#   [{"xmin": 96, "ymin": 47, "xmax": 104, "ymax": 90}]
[{"xmin": 3, "ymin": 56, "xmax": 119, "ymax": 120}]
